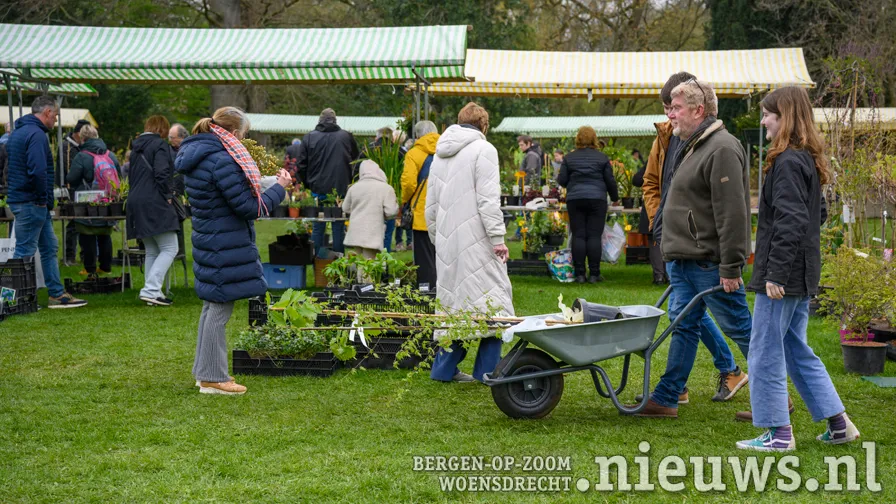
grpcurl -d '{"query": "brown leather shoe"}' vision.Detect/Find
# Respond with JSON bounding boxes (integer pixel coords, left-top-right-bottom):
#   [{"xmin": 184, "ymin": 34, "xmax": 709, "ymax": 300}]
[
  {"xmin": 199, "ymin": 380, "xmax": 247, "ymax": 395},
  {"xmin": 626, "ymin": 398, "xmax": 678, "ymax": 418},
  {"xmin": 735, "ymin": 397, "xmax": 794, "ymax": 422}
]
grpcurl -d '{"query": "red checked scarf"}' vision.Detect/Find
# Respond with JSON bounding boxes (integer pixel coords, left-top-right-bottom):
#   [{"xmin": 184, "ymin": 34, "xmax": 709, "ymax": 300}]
[{"xmin": 209, "ymin": 123, "xmax": 267, "ymax": 216}]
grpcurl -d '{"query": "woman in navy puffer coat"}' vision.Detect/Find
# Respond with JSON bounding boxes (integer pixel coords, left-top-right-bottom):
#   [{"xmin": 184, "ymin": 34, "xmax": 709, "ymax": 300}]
[{"xmin": 175, "ymin": 106, "xmax": 291, "ymax": 395}]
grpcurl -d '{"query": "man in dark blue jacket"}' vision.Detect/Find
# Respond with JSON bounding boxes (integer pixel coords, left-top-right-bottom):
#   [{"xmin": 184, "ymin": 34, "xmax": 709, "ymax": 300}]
[{"xmin": 6, "ymin": 96, "xmax": 86, "ymax": 309}]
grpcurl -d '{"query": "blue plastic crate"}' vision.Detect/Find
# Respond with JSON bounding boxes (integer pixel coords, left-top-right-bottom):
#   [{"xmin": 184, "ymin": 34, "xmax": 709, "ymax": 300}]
[{"xmin": 263, "ymin": 264, "xmax": 307, "ymax": 290}]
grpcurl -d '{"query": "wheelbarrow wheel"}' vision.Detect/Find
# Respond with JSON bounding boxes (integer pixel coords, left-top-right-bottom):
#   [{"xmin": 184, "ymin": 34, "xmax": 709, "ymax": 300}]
[{"xmin": 491, "ymin": 349, "xmax": 564, "ymax": 419}]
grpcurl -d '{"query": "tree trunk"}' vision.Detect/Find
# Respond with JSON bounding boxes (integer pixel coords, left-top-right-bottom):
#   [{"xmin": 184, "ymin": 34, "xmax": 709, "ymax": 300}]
[{"xmin": 207, "ymin": 0, "xmax": 269, "ymax": 145}]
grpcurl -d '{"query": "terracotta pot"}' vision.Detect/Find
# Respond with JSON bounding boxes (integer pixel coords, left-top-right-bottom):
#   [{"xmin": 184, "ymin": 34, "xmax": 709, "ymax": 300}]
[{"xmin": 288, "ymin": 207, "xmax": 300, "ymax": 218}]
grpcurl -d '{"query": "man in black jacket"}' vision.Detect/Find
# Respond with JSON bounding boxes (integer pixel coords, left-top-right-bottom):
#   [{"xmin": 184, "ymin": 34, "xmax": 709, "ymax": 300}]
[{"xmin": 296, "ymin": 108, "xmax": 360, "ymax": 254}]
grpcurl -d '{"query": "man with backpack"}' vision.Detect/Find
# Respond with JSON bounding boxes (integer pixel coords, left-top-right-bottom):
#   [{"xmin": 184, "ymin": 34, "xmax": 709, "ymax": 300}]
[
  {"xmin": 400, "ymin": 120, "xmax": 440, "ymax": 288},
  {"xmin": 66, "ymin": 124, "xmax": 121, "ymax": 278}
]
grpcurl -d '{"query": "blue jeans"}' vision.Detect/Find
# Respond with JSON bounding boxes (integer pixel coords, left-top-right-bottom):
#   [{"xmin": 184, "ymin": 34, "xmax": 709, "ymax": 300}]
[
  {"xmin": 394, "ymin": 224, "xmax": 412, "ymax": 248},
  {"xmin": 430, "ymin": 337, "xmax": 503, "ymax": 382},
  {"xmin": 749, "ymin": 294, "xmax": 844, "ymax": 427},
  {"xmin": 384, "ymin": 218, "xmax": 396, "ymax": 252},
  {"xmin": 312, "ymin": 221, "xmax": 345, "ymax": 256},
  {"xmin": 651, "ymin": 259, "xmax": 752, "ymax": 408},
  {"xmin": 9, "ymin": 203, "xmax": 64, "ymax": 297},
  {"xmin": 666, "ymin": 263, "xmax": 737, "ymax": 374}
]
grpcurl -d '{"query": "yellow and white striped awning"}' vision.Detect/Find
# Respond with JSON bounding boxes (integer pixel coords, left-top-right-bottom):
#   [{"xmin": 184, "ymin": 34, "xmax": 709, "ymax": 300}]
[
  {"xmin": 814, "ymin": 108, "xmax": 896, "ymax": 130},
  {"xmin": 422, "ymin": 48, "xmax": 814, "ymax": 99}
]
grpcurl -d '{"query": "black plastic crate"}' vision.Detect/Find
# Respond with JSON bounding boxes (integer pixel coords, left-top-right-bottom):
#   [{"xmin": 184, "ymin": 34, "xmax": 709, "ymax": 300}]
[
  {"xmin": 64, "ymin": 274, "xmax": 131, "ymax": 294},
  {"xmin": 625, "ymin": 246, "xmax": 650, "ymax": 265},
  {"xmin": 268, "ymin": 242, "xmax": 314, "ymax": 266},
  {"xmin": 0, "ymin": 257, "xmax": 39, "ymax": 319},
  {"xmin": 232, "ymin": 349, "xmax": 338, "ymax": 377},
  {"xmin": 348, "ymin": 336, "xmax": 433, "ymax": 370},
  {"xmin": 507, "ymin": 259, "xmax": 550, "ymax": 276}
]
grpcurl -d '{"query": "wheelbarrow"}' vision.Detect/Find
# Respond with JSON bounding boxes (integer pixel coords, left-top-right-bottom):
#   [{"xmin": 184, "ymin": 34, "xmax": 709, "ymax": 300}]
[{"xmin": 482, "ymin": 285, "xmax": 726, "ymax": 419}]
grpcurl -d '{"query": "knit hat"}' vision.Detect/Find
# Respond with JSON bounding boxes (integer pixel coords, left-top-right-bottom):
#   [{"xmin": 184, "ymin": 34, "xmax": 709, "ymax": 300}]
[{"xmin": 73, "ymin": 119, "xmax": 90, "ymax": 133}]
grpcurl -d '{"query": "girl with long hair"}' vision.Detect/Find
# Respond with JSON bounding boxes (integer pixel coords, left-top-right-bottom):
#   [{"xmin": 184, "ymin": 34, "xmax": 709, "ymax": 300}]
[{"xmin": 737, "ymin": 87, "xmax": 858, "ymax": 451}]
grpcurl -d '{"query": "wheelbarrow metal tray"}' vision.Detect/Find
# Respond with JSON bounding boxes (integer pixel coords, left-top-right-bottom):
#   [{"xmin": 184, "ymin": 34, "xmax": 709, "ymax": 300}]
[{"xmin": 514, "ymin": 305, "xmax": 665, "ymax": 366}]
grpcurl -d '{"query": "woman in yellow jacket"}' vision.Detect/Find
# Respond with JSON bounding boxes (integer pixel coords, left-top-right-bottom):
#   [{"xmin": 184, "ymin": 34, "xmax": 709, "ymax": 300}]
[{"xmin": 401, "ymin": 121, "xmax": 439, "ymax": 288}]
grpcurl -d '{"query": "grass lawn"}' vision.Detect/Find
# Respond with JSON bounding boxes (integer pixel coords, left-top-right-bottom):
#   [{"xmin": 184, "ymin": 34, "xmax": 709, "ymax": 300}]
[{"xmin": 0, "ymin": 220, "xmax": 893, "ymax": 503}]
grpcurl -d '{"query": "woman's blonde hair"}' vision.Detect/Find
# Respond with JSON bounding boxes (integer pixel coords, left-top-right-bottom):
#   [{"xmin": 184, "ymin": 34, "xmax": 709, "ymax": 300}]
[
  {"xmin": 575, "ymin": 126, "xmax": 600, "ymax": 149},
  {"xmin": 79, "ymin": 124, "xmax": 98, "ymax": 140},
  {"xmin": 192, "ymin": 106, "xmax": 251, "ymax": 136},
  {"xmin": 457, "ymin": 102, "xmax": 489, "ymax": 135},
  {"xmin": 760, "ymin": 86, "xmax": 831, "ymax": 184}
]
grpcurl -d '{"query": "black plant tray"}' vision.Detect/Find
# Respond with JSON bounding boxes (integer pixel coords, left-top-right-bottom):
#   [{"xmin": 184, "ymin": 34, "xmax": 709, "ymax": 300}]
[
  {"xmin": 507, "ymin": 259, "xmax": 550, "ymax": 276},
  {"xmin": 625, "ymin": 246, "xmax": 650, "ymax": 265},
  {"xmin": 346, "ymin": 336, "xmax": 432, "ymax": 370},
  {"xmin": 232, "ymin": 350, "xmax": 338, "ymax": 377},
  {"xmin": 64, "ymin": 274, "xmax": 131, "ymax": 294}
]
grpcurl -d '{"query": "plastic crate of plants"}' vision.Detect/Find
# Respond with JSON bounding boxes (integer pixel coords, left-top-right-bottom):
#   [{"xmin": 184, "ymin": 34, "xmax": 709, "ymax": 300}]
[
  {"xmin": 232, "ymin": 350, "xmax": 339, "ymax": 377},
  {"xmin": 347, "ymin": 336, "xmax": 433, "ymax": 370},
  {"xmin": 0, "ymin": 257, "xmax": 39, "ymax": 319},
  {"xmin": 625, "ymin": 246, "xmax": 650, "ymax": 265}
]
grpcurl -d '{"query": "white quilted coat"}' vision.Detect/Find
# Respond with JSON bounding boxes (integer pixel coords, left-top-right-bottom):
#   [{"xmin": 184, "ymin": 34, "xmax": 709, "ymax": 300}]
[{"xmin": 425, "ymin": 125, "xmax": 514, "ymax": 317}]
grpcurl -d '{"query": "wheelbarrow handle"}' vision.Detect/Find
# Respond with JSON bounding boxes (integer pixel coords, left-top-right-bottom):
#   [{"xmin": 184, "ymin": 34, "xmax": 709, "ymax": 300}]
[{"xmin": 649, "ymin": 284, "xmax": 728, "ymax": 354}]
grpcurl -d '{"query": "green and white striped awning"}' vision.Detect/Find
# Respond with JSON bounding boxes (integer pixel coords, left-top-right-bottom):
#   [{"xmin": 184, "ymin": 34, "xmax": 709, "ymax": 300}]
[
  {"xmin": 0, "ymin": 75, "xmax": 98, "ymax": 96},
  {"xmin": 0, "ymin": 24, "xmax": 468, "ymax": 85},
  {"xmin": 494, "ymin": 115, "xmax": 668, "ymax": 138},
  {"xmin": 246, "ymin": 113, "xmax": 403, "ymax": 137}
]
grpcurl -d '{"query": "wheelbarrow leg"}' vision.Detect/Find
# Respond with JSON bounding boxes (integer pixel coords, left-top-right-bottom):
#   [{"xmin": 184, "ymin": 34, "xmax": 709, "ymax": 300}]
[
  {"xmin": 490, "ymin": 339, "xmax": 529, "ymax": 380},
  {"xmin": 589, "ymin": 354, "xmax": 631, "ymax": 399}
]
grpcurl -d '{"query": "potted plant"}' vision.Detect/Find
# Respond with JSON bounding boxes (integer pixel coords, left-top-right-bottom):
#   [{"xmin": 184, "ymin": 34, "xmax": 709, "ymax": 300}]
[
  {"xmin": 288, "ymin": 199, "xmax": 301, "ymax": 218},
  {"xmin": 522, "ymin": 230, "xmax": 545, "ymax": 260},
  {"xmin": 545, "ymin": 215, "xmax": 567, "ymax": 246},
  {"xmin": 73, "ymin": 200, "xmax": 88, "ymax": 217},
  {"xmin": 322, "ymin": 188, "xmax": 342, "ymax": 218},
  {"xmin": 299, "ymin": 193, "xmax": 318, "ymax": 218},
  {"xmin": 819, "ymin": 249, "xmax": 896, "ymax": 375}
]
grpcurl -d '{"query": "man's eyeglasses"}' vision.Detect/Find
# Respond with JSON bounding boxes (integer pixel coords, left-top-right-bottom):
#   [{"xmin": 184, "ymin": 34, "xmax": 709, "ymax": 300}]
[{"xmin": 685, "ymin": 78, "xmax": 707, "ymax": 108}]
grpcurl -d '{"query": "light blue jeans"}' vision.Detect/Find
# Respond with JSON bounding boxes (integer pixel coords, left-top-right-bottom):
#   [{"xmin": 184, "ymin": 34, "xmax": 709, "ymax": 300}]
[
  {"xmin": 10, "ymin": 203, "xmax": 64, "ymax": 297},
  {"xmin": 749, "ymin": 294, "xmax": 845, "ymax": 427},
  {"xmin": 140, "ymin": 231, "xmax": 178, "ymax": 299},
  {"xmin": 651, "ymin": 260, "xmax": 753, "ymax": 408}
]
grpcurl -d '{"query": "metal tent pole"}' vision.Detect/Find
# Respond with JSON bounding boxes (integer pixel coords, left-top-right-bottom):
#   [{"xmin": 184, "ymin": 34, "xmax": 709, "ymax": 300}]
[
  {"xmin": 4, "ymin": 74, "xmax": 12, "ymax": 132},
  {"xmin": 17, "ymin": 87, "xmax": 23, "ymax": 118},
  {"xmin": 757, "ymin": 123, "xmax": 764, "ymax": 199},
  {"xmin": 424, "ymin": 83, "xmax": 430, "ymax": 120},
  {"xmin": 56, "ymin": 95, "xmax": 64, "ymax": 187},
  {"xmin": 414, "ymin": 75, "xmax": 421, "ymax": 125}
]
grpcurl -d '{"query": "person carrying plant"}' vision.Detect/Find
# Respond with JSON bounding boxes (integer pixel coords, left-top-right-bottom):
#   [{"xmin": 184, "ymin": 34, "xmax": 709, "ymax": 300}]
[
  {"xmin": 65, "ymin": 124, "xmax": 121, "ymax": 278},
  {"xmin": 735, "ymin": 86, "xmax": 859, "ymax": 451},
  {"xmin": 557, "ymin": 126, "xmax": 618, "ymax": 284},
  {"xmin": 639, "ymin": 72, "xmax": 747, "ymax": 407},
  {"xmin": 341, "ymin": 160, "xmax": 398, "ymax": 282},
  {"xmin": 176, "ymin": 106, "xmax": 292, "ymax": 395},
  {"xmin": 629, "ymin": 79, "xmax": 752, "ymax": 419},
  {"xmin": 426, "ymin": 102, "xmax": 512, "ymax": 383}
]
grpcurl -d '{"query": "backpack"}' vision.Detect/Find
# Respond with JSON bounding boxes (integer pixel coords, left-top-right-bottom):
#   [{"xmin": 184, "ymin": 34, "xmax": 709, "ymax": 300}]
[{"xmin": 85, "ymin": 151, "xmax": 120, "ymax": 197}]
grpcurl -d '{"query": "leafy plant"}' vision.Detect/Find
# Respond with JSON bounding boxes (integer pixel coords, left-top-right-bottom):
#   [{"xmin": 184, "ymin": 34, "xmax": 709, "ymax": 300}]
[
  {"xmin": 818, "ymin": 249, "xmax": 896, "ymax": 342},
  {"xmin": 324, "ymin": 255, "xmax": 360, "ymax": 287},
  {"xmin": 287, "ymin": 220, "xmax": 312, "ymax": 236},
  {"xmin": 547, "ymin": 215, "xmax": 567, "ymax": 236},
  {"xmin": 266, "ymin": 289, "xmax": 322, "ymax": 328},
  {"xmin": 603, "ymin": 144, "xmax": 640, "ymax": 198},
  {"xmin": 0, "ymin": 196, "xmax": 7, "ymax": 208},
  {"xmin": 322, "ymin": 188, "xmax": 341, "ymax": 207},
  {"xmin": 299, "ymin": 193, "xmax": 317, "ymax": 208},
  {"xmin": 361, "ymin": 138, "xmax": 403, "ymax": 202},
  {"xmin": 241, "ymin": 138, "xmax": 281, "ymax": 177},
  {"xmin": 235, "ymin": 325, "xmax": 331, "ymax": 360}
]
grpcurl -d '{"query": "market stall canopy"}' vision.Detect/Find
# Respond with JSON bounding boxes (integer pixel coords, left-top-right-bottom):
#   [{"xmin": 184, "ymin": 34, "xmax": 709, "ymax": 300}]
[
  {"xmin": 0, "ymin": 72, "xmax": 98, "ymax": 96},
  {"xmin": 9, "ymin": 108, "xmax": 97, "ymax": 129},
  {"xmin": 0, "ymin": 24, "xmax": 468, "ymax": 85},
  {"xmin": 814, "ymin": 108, "xmax": 896, "ymax": 131},
  {"xmin": 246, "ymin": 113, "xmax": 403, "ymax": 136},
  {"xmin": 493, "ymin": 115, "xmax": 667, "ymax": 138},
  {"xmin": 420, "ymin": 48, "xmax": 814, "ymax": 98}
]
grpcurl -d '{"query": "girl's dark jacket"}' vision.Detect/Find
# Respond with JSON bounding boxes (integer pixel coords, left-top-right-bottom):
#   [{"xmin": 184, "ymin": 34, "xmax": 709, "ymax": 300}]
[{"xmin": 747, "ymin": 148, "xmax": 826, "ymax": 297}]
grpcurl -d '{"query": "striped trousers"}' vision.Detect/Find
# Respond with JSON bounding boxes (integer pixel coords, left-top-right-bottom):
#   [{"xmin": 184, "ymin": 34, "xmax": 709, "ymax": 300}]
[{"xmin": 192, "ymin": 301, "xmax": 235, "ymax": 383}]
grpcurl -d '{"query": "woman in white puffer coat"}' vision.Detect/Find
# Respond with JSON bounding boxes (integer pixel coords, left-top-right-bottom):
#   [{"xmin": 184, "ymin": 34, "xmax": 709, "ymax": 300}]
[{"xmin": 425, "ymin": 102, "xmax": 513, "ymax": 383}]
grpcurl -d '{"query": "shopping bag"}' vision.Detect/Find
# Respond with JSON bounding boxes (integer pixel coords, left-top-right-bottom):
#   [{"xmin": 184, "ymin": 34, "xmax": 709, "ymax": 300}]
[
  {"xmin": 545, "ymin": 248, "xmax": 575, "ymax": 283},
  {"xmin": 601, "ymin": 222, "xmax": 625, "ymax": 264}
]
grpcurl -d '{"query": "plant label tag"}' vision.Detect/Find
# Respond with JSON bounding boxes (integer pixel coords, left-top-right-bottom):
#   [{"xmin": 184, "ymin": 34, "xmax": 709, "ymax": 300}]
[
  {"xmin": 419, "ymin": 283, "xmax": 430, "ymax": 292},
  {"xmin": 0, "ymin": 287, "xmax": 15, "ymax": 304},
  {"xmin": 360, "ymin": 284, "xmax": 374, "ymax": 293},
  {"xmin": 393, "ymin": 279, "xmax": 401, "ymax": 286}
]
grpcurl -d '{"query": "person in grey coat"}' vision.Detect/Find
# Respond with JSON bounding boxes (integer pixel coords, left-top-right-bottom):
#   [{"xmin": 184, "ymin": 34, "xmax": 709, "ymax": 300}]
[{"xmin": 342, "ymin": 160, "xmax": 398, "ymax": 281}]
